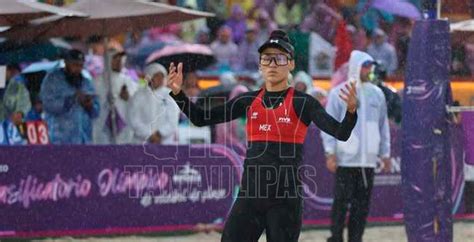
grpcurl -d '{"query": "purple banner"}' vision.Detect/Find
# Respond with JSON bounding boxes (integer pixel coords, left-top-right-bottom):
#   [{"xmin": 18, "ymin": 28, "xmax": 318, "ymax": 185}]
[
  {"xmin": 402, "ymin": 20, "xmax": 453, "ymax": 242},
  {"xmin": 0, "ymin": 144, "xmax": 241, "ymax": 238},
  {"xmin": 0, "ymin": 125, "xmax": 467, "ymax": 238},
  {"xmin": 462, "ymin": 111, "xmax": 474, "ymax": 165}
]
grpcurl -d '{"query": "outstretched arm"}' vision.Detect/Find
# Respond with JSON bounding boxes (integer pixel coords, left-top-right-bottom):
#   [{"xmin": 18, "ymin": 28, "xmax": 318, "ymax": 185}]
[
  {"xmin": 311, "ymin": 96, "xmax": 357, "ymax": 141},
  {"xmin": 168, "ymin": 62, "xmax": 249, "ymax": 127}
]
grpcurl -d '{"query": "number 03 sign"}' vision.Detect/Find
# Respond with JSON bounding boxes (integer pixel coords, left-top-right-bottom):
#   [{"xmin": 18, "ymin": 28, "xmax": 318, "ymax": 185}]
[{"xmin": 25, "ymin": 121, "xmax": 49, "ymax": 145}]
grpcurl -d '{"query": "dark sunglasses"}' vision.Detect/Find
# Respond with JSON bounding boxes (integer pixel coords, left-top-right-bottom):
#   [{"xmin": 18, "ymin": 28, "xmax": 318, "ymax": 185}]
[{"xmin": 260, "ymin": 54, "xmax": 292, "ymax": 66}]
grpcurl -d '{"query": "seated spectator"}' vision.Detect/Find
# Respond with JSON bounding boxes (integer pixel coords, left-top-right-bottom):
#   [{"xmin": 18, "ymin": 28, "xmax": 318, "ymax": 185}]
[
  {"xmin": 293, "ymin": 71, "xmax": 315, "ymax": 94},
  {"xmin": 210, "ymin": 26, "xmax": 239, "ymax": 71},
  {"xmin": 341, "ymin": 8, "xmax": 368, "ymax": 51},
  {"xmin": 40, "ymin": 49, "xmax": 100, "ymax": 144},
  {"xmin": 93, "ymin": 49, "xmax": 138, "ymax": 144},
  {"xmin": 25, "ymin": 95, "xmax": 44, "ymax": 122},
  {"xmin": 84, "ymin": 35, "xmax": 105, "ymax": 79},
  {"xmin": 293, "ymin": 71, "xmax": 328, "ymax": 106},
  {"xmin": 310, "ymin": 87, "xmax": 328, "ymax": 107},
  {"xmin": 206, "ymin": 0, "xmax": 228, "ymax": 21},
  {"xmin": 451, "ymin": 39, "xmax": 472, "ymax": 76},
  {"xmin": 367, "ymin": 28, "xmax": 398, "ymax": 75},
  {"xmin": 128, "ymin": 64, "xmax": 180, "ymax": 144},
  {"xmin": 300, "ymin": 1, "xmax": 341, "ymax": 42},
  {"xmin": 388, "ymin": 18, "xmax": 412, "ymax": 74},
  {"xmin": 225, "ymin": 5, "xmax": 247, "ymax": 44},
  {"xmin": 206, "ymin": 0, "xmax": 228, "ymax": 39},
  {"xmin": 0, "ymin": 64, "xmax": 30, "ymax": 145},
  {"xmin": 237, "ymin": 25, "xmax": 261, "ymax": 72},
  {"xmin": 195, "ymin": 26, "xmax": 211, "ymax": 45},
  {"xmin": 227, "ymin": 0, "xmax": 254, "ymax": 15},
  {"xmin": 274, "ymin": 0, "xmax": 304, "ymax": 29},
  {"xmin": 253, "ymin": 0, "xmax": 276, "ymax": 16},
  {"xmin": 180, "ymin": 4, "xmax": 207, "ymax": 43},
  {"xmin": 255, "ymin": 9, "xmax": 277, "ymax": 46},
  {"xmin": 0, "ymin": 64, "xmax": 31, "ymax": 123},
  {"xmin": 84, "ymin": 36, "xmax": 124, "ymax": 79}
]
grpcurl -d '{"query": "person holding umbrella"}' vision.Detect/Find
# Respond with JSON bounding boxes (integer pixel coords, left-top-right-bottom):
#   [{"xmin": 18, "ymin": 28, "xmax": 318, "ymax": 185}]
[{"xmin": 167, "ymin": 30, "xmax": 359, "ymax": 242}]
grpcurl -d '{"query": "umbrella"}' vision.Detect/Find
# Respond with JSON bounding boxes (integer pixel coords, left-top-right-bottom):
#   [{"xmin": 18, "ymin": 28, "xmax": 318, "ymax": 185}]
[
  {"xmin": 22, "ymin": 60, "xmax": 90, "ymax": 77},
  {"xmin": 451, "ymin": 19, "xmax": 474, "ymax": 32},
  {"xmin": 0, "ymin": 0, "xmax": 87, "ymax": 26},
  {"xmin": 22, "ymin": 60, "xmax": 62, "ymax": 74},
  {"xmin": 21, "ymin": 60, "xmax": 93, "ymax": 105},
  {"xmin": 1, "ymin": 0, "xmax": 214, "ymax": 144},
  {"xmin": 371, "ymin": 0, "xmax": 421, "ymax": 20},
  {"xmin": 0, "ymin": 38, "xmax": 71, "ymax": 64},
  {"xmin": 1, "ymin": 0, "xmax": 215, "ymax": 41},
  {"xmin": 146, "ymin": 43, "xmax": 215, "ymax": 73},
  {"xmin": 127, "ymin": 41, "xmax": 168, "ymax": 68}
]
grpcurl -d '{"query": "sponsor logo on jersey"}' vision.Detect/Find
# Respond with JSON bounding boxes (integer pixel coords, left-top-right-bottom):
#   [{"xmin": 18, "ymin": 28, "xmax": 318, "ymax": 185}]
[
  {"xmin": 251, "ymin": 112, "xmax": 258, "ymax": 119},
  {"xmin": 277, "ymin": 116, "xmax": 291, "ymax": 124}
]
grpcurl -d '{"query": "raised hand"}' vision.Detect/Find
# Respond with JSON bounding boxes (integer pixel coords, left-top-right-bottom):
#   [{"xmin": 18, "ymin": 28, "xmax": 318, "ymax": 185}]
[
  {"xmin": 339, "ymin": 81, "xmax": 358, "ymax": 114},
  {"xmin": 168, "ymin": 62, "xmax": 183, "ymax": 95}
]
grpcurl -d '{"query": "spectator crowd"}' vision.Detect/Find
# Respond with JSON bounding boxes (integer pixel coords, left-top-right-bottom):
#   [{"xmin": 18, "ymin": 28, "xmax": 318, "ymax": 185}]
[{"xmin": 0, "ymin": 0, "xmax": 471, "ymax": 146}]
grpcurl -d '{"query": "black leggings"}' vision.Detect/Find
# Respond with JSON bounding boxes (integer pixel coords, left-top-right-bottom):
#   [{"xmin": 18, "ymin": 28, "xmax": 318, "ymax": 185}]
[{"xmin": 221, "ymin": 194, "xmax": 303, "ymax": 242}]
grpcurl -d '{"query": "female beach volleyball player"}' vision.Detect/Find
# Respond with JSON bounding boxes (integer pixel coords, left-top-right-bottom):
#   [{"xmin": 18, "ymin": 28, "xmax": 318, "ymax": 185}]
[{"xmin": 167, "ymin": 30, "xmax": 358, "ymax": 242}]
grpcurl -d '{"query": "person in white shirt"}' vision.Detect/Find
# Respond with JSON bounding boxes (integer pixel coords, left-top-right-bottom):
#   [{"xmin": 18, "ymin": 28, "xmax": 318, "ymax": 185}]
[
  {"xmin": 93, "ymin": 49, "xmax": 138, "ymax": 144},
  {"xmin": 321, "ymin": 50, "xmax": 391, "ymax": 242},
  {"xmin": 128, "ymin": 63, "xmax": 180, "ymax": 144}
]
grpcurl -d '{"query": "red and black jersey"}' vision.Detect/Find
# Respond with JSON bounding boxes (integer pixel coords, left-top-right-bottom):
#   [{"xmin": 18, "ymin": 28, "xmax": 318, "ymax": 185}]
[
  {"xmin": 170, "ymin": 87, "xmax": 357, "ymax": 197},
  {"xmin": 247, "ymin": 88, "xmax": 308, "ymax": 144}
]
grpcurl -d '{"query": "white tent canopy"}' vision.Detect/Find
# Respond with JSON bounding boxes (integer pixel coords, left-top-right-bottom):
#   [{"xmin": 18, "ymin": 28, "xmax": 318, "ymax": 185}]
[
  {"xmin": 450, "ymin": 19, "xmax": 474, "ymax": 32},
  {"xmin": 0, "ymin": 0, "xmax": 87, "ymax": 26}
]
